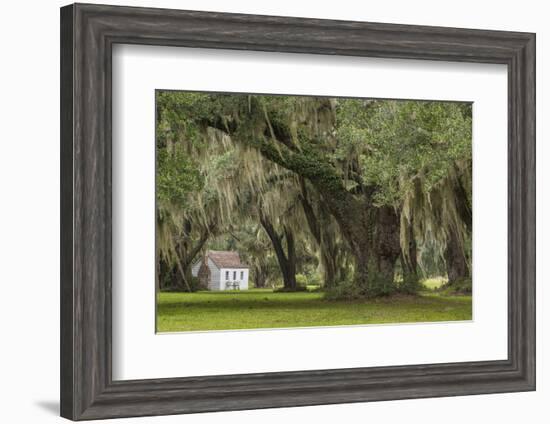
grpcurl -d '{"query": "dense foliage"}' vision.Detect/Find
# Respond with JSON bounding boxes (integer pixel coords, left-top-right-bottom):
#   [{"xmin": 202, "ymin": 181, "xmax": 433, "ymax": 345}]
[{"xmin": 156, "ymin": 91, "xmax": 472, "ymax": 297}]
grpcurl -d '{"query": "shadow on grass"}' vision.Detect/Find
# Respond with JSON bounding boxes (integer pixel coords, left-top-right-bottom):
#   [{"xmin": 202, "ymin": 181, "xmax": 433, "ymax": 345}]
[
  {"xmin": 158, "ymin": 293, "xmax": 470, "ymax": 312},
  {"xmin": 157, "ymin": 290, "xmax": 473, "ymax": 332}
]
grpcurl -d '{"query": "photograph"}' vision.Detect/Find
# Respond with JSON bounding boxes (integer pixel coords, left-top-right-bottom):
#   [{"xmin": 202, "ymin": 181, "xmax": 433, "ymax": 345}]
[
  {"xmin": 0, "ymin": 0, "xmax": 538, "ymax": 422},
  {"xmin": 155, "ymin": 91, "xmax": 473, "ymax": 333}
]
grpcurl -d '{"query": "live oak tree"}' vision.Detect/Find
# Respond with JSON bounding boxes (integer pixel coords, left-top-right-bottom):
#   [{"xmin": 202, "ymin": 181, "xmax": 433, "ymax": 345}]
[
  {"xmin": 156, "ymin": 140, "xmax": 208, "ymax": 291},
  {"xmin": 298, "ymin": 177, "xmax": 351, "ymax": 288},
  {"xmin": 358, "ymin": 100, "xmax": 472, "ymax": 290},
  {"xmin": 156, "ymin": 96, "xmax": 223, "ymax": 291},
  {"xmin": 156, "ymin": 91, "xmax": 472, "ymax": 297}
]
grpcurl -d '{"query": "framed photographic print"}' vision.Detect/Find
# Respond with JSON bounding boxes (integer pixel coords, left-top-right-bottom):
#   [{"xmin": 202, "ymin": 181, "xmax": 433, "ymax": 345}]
[{"xmin": 60, "ymin": 3, "xmax": 535, "ymax": 421}]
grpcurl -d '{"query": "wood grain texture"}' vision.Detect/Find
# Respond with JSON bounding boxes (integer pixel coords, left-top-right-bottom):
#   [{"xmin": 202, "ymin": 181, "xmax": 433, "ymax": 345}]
[
  {"xmin": 60, "ymin": 4, "xmax": 74, "ymax": 419},
  {"xmin": 60, "ymin": 3, "xmax": 536, "ymax": 420}
]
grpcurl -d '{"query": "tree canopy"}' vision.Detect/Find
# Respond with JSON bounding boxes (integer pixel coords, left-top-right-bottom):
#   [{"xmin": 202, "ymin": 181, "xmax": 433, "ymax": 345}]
[{"xmin": 156, "ymin": 91, "xmax": 472, "ymax": 298}]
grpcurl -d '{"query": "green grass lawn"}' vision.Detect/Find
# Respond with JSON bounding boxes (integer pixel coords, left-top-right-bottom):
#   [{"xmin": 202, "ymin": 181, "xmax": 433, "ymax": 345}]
[
  {"xmin": 422, "ymin": 276, "xmax": 448, "ymax": 290},
  {"xmin": 156, "ymin": 288, "xmax": 472, "ymax": 333}
]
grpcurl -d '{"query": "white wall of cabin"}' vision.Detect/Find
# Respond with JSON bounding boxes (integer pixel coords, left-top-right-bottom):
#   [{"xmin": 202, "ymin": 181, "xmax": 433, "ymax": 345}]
[
  {"xmin": 192, "ymin": 258, "xmax": 249, "ymax": 290},
  {"xmin": 219, "ymin": 268, "xmax": 249, "ymax": 290},
  {"xmin": 207, "ymin": 258, "xmax": 221, "ymax": 290}
]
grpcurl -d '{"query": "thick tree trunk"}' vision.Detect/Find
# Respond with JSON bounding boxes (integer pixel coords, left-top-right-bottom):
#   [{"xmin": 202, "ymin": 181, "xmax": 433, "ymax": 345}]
[
  {"xmin": 301, "ymin": 186, "xmax": 401, "ymax": 296},
  {"xmin": 299, "ymin": 178, "xmax": 340, "ymax": 288},
  {"xmin": 174, "ymin": 255, "xmax": 193, "ymax": 292},
  {"xmin": 452, "ymin": 164, "xmax": 472, "ymax": 233},
  {"xmin": 283, "ymin": 227, "xmax": 297, "ymax": 289},
  {"xmin": 345, "ymin": 205, "xmax": 401, "ymax": 297},
  {"xmin": 400, "ymin": 214, "xmax": 418, "ymax": 288},
  {"xmin": 301, "ymin": 183, "xmax": 401, "ymax": 295},
  {"xmin": 260, "ymin": 214, "xmax": 297, "ymax": 290},
  {"xmin": 374, "ymin": 206, "xmax": 402, "ymax": 284},
  {"xmin": 321, "ymin": 248, "xmax": 337, "ymax": 288},
  {"xmin": 253, "ymin": 264, "xmax": 268, "ymax": 288},
  {"xmin": 170, "ymin": 224, "xmax": 211, "ymax": 292},
  {"xmin": 444, "ymin": 230, "xmax": 469, "ymax": 284},
  {"xmin": 158, "ymin": 257, "xmax": 175, "ymax": 291}
]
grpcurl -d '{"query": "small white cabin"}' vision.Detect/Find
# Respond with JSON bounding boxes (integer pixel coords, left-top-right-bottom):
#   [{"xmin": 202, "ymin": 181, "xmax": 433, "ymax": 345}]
[{"xmin": 192, "ymin": 250, "xmax": 249, "ymax": 291}]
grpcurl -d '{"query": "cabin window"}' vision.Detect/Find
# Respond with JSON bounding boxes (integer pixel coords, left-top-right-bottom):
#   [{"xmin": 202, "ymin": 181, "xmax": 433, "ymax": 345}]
[
  {"xmin": 233, "ymin": 271, "xmax": 237, "ymax": 280},
  {"xmin": 225, "ymin": 271, "xmax": 229, "ymax": 280},
  {"xmin": 240, "ymin": 271, "xmax": 244, "ymax": 280}
]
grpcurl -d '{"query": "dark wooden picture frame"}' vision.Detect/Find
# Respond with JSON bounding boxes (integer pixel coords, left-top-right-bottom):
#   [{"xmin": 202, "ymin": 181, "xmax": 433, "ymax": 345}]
[{"xmin": 60, "ymin": 3, "xmax": 535, "ymax": 420}]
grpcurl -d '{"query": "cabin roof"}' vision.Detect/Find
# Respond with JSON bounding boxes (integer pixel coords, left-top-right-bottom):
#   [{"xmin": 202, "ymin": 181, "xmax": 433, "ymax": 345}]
[{"xmin": 207, "ymin": 250, "xmax": 249, "ymax": 269}]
